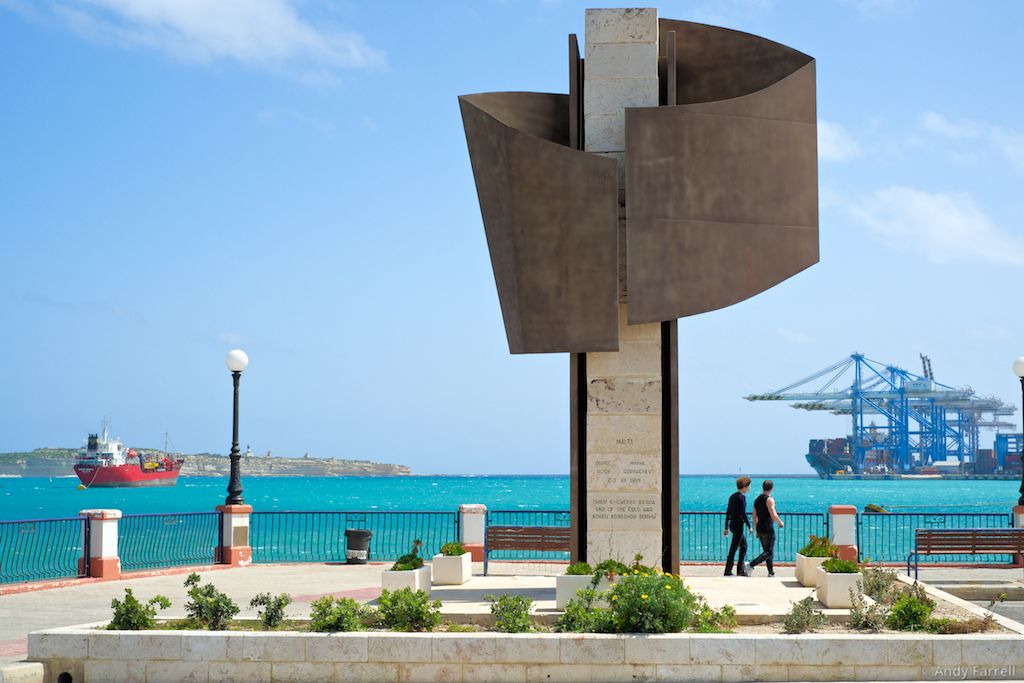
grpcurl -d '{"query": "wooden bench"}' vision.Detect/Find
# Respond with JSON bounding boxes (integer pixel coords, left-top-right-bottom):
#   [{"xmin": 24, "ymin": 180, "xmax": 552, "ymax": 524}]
[
  {"xmin": 907, "ymin": 528, "xmax": 1024, "ymax": 579},
  {"xmin": 484, "ymin": 525, "xmax": 572, "ymax": 575}
]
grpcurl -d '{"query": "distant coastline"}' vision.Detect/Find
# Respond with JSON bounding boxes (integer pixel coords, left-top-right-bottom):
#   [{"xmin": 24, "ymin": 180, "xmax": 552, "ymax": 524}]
[{"xmin": 0, "ymin": 448, "xmax": 410, "ymax": 478}]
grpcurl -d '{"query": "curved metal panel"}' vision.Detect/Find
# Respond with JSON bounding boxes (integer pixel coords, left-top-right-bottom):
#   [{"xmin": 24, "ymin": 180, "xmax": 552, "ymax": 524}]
[
  {"xmin": 459, "ymin": 93, "xmax": 619, "ymax": 354},
  {"xmin": 658, "ymin": 19, "xmax": 813, "ymax": 106},
  {"xmin": 626, "ymin": 60, "xmax": 818, "ymax": 324}
]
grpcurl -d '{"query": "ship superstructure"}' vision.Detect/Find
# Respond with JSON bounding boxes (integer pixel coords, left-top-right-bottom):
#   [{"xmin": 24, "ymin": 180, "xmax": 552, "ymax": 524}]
[{"xmin": 747, "ymin": 354, "xmax": 1021, "ymax": 478}]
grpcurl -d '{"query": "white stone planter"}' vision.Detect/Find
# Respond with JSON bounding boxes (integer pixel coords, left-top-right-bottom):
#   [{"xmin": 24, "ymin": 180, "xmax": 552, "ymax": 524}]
[
  {"xmin": 555, "ymin": 574, "xmax": 612, "ymax": 609},
  {"xmin": 431, "ymin": 553, "xmax": 471, "ymax": 585},
  {"xmin": 815, "ymin": 567, "xmax": 862, "ymax": 608},
  {"xmin": 795, "ymin": 553, "xmax": 828, "ymax": 587},
  {"xmin": 381, "ymin": 565, "xmax": 431, "ymax": 593}
]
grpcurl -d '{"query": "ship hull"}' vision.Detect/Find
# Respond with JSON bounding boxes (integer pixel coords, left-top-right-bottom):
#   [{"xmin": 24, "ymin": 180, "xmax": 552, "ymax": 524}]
[{"xmin": 74, "ymin": 464, "xmax": 180, "ymax": 487}]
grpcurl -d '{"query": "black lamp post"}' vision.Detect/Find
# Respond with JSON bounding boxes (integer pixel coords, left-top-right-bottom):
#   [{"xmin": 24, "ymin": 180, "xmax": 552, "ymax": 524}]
[
  {"xmin": 225, "ymin": 349, "xmax": 249, "ymax": 505},
  {"xmin": 1014, "ymin": 357, "xmax": 1024, "ymax": 506}
]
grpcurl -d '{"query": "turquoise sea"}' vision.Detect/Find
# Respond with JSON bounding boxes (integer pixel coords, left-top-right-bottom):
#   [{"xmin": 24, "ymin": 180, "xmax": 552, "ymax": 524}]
[{"xmin": 0, "ymin": 475, "xmax": 1019, "ymax": 520}]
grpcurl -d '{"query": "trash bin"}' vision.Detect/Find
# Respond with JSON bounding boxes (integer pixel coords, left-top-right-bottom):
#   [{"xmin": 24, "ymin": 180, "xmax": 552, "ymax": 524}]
[{"xmin": 344, "ymin": 528, "xmax": 372, "ymax": 564}]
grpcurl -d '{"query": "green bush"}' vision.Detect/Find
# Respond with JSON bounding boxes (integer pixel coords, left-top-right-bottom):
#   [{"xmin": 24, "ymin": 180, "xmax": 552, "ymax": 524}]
[
  {"xmin": 861, "ymin": 564, "xmax": 899, "ymax": 604},
  {"xmin": 249, "ymin": 592, "xmax": 291, "ymax": 629},
  {"xmin": 605, "ymin": 571, "xmax": 698, "ymax": 633},
  {"xmin": 108, "ymin": 588, "xmax": 171, "ymax": 630},
  {"xmin": 554, "ymin": 590, "xmax": 613, "ymax": 633},
  {"xmin": 309, "ymin": 596, "xmax": 365, "ymax": 632},
  {"xmin": 798, "ymin": 535, "xmax": 838, "ymax": 558},
  {"xmin": 377, "ymin": 588, "xmax": 441, "ymax": 632},
  {"xmin": 593, "ymin": 559, "xmax": 630, "ymax": 578},
  {"xmin": 391, "ymin": 540, "xmax": 424, "ymax": 571},
  {"xmin": 886, "ymin": 583, "xmax": 935, "ymax": 631},
  {"xmin": 849, "ymin": 587, "xmax": 886, "ymax": 631},
  {"xmin": 783, "ymin": 596, "xmax": 825, "ymax": 634},
  {"xmin": 821, "ymin": 558, "xmax": 859, "ymax": 574},
  {"xmin": 565, "ymin": 562, "xmax": 593, "ymax": 576},
  {"xmin": 440, "ymin": 541, "xmax": 465, "ymax": 556},
  {"xmin": 487, "ymin": 593, "xmax": 533, "ymax": 633},
  {"xmin": 691, "ymin": 601, "xmax": 737, "ymax": 633},
  {"xmin": 183, "ymin": 573, "xmax": 239, "ymax": 630}
]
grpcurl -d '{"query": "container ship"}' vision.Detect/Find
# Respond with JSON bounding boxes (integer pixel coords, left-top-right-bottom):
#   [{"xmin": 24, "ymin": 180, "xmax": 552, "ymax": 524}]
[
  {"xmin": 748, "ymin": 353, "xmax": 1024, "ymax": 480},
  {"xmin": 74, "ymin": 422, "xmax": 183, "ymax": 488}
]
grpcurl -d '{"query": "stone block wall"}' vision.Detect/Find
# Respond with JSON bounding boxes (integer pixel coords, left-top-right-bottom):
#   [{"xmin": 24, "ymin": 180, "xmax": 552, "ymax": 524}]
[{"xmin": 28, "ymin": 627, "xmax": 1024, "ymax": 682}]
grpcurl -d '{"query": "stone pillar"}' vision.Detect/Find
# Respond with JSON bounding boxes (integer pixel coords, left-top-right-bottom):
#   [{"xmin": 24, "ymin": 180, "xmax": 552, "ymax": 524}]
[
  {"xmin": 79, "ymin": 509, "xmax": 121, "ymax": 579},
  {"xmin": 216, "ymin": 504, "xmax": 253, "ymax": 566},
  {"xmin": 575, "ymin": 8, "xmax": 678, "ymax": 570},
  {"xmin": 829, "ymin": 505, "xmax": 859, "ymax": 562},
  {"xmin": 459, "ymin": 504, "xmax": 487, "ymax": 562}
]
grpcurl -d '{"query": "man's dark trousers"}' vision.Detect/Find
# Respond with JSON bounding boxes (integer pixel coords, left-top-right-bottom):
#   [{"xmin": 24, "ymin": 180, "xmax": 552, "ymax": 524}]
[
  {"xmin": 724, "ymin": 524, "xmax": 748, "ymax": 575},
  {"xmin": 750, "ymin": 531, "xmax": 775, "ymax": 574}
]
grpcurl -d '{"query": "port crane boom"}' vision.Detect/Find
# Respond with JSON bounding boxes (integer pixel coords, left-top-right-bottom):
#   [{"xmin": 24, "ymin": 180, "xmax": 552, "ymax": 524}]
[{"xmin": 745, "ymin": 353, "xmax": 1015, "ymax": 475}]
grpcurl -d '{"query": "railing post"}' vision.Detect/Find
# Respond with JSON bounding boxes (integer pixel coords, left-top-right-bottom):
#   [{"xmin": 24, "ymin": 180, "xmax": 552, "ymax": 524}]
[
  {"xmin": 215, "ymin": 504, "xmax": 253, "ymax": 566},
  {"xmin": 459, "ymin": 504, "xmax": 487, "ymax": 561},
  {"xmin": 1013, "ymin": 505, "xmax": 1024, "ymax": 567},
  {"xmin": 78, "ymin": 509, "xmax": 122, "ymax": 579},
  {"xmin": 828, "ymin": 505, "xmax": 859, "ymax": 562}
]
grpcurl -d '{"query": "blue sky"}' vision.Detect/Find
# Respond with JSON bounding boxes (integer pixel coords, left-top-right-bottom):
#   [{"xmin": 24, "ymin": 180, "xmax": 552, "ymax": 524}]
[{"xmin": 2, "ymin": 1, "xmax": 1023, "ymax": 474}]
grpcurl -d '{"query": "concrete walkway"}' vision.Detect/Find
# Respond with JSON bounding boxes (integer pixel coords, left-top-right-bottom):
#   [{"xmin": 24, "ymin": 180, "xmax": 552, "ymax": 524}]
[{"xmin": 2, "ymin": 562, "xmax": 1022, "ymax": 663}]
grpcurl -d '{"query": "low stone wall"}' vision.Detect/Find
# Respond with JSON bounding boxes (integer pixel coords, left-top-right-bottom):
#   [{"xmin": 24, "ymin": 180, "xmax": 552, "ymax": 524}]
[{"xmin": 29, "ymin": 625, "xmax": 1024, "ymax": 682}]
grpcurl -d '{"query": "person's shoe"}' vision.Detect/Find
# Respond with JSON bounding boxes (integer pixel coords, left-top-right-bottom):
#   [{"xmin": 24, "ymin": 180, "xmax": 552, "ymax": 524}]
[
  {"xmin": 723, "ymin": 571, "xmax": 734, "ymax": 576},
  {"xmin": 767, "ymin": 572, "xmax": 776, "ymax": 577},
  {"xmin": 737, "ymin": 569, "xmax": 748, "ymax": 577}
]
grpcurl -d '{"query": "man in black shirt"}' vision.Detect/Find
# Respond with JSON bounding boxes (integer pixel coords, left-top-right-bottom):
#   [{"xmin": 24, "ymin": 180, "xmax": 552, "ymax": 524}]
[
  {"xmin": 749, "ymin": 479, "xmax": 784, "ymax": 576},
  {"xmin": 723, "ymin": 476, "xmax": 752, "ymax": 576}
]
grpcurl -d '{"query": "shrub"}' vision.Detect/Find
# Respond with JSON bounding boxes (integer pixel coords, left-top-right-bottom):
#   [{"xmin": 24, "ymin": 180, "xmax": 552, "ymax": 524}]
[
  {"xmin": 691, "ymin": 600, "xmax": 737, "ymax": 633},
  {"xmin": 391, "ymin": 540, "xmax": 424, "ymax": 571},
  {"xmin": 593, "ymin": 559, "xmax": 630, "ymax": 578},
  {"xmin": 886, "ymin": 583, "xmax": 934, "ymax": 631},
  {"xmin": 554, "ymin": 590, "xmax": 613, "ymax": 633},
  {"xmin": 440, "ymin": 541, "xmax": 465, "ymax": 556},
  {"xmin": 377, "ymin": 588, "xmax": 441, "ymax": 632},
  {"xmin": 249, "ymin": 592, "xmax": 291, "ymax": 629},
  {"xmin": 487, "ymin": 593, "xmax": 533, "ymax": 633},
  {"xmin": 861, "ymin": 564, "xmax": 899, "ymax": 604},
  {"xmin": 565, "ymin": 561, "xmax": 593, "ymax": 576},
  {"xmin": 183, "ymin": 573, "xmax": 239, "ymax": 630},
  {"xmin": 926, "ymin": 616, "xmax": 994, "ymax": 634},
  {"xmin": 849, "ymin": 587, "xmax": 886, "ymax": 631},
  {"xmin": 799, "ymin": 535, "xmax": 838, "ymax": 558},
  {"xmin": 821, "ymin": 558, "xmax": 859, "ymax": 574},
  {"xmin": 783, "ymin": 596, "xmax": 825, "ymax": 633},
  {"xmin": 605, "ymin": 571, "xmax": 698, "ymax": 633},
  {"xmin": 108, "ymin": 588, "xmax": 171, "ymax": 630},
  {"xmin": 309, "ymin": 596, "xmax": 365, "ymax": 632},
  {"xmin": 444, "ymin": 622, "xmax": 480, "ymax": 633}
]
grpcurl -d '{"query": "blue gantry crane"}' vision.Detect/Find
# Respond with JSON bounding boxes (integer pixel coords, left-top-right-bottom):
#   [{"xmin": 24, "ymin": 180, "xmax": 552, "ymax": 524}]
[{"xmin": 746, "ymin": 353, "xmax": 1016, "ymax": 476}]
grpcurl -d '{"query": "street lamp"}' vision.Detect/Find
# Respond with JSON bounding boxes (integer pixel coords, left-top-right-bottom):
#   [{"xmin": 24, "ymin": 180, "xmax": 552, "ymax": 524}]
[
  {"xmin": 225, "ymin": 349, "xmax": 249, "ymax": 505},
  {"xmin": 1013, "ymin": 357, "xmax": 1024, "ymax": 505}
]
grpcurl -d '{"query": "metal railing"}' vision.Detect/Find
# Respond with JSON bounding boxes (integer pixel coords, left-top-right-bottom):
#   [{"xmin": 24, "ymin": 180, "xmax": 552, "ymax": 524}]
[
  {"xmin": 486, "ymin": 510, "xmax": 571, "ymax": 561},
  {"xmin": 857, "ymin": 512, "xmax": 1013, "ymax": 564},
  {"xmin": 680, "ymin": 511, "xmax": 828, "ymax": 563},
  {"xmin": 118, "ymin": 512, "xmax": 221, "ymax": 572},
  {"xmin": 0, "ymin": 516, "xmax": 87, "ymax": 584},
  {"xmin": 250, "ymin": 511, "xmax": 459, "ymax": 564}
]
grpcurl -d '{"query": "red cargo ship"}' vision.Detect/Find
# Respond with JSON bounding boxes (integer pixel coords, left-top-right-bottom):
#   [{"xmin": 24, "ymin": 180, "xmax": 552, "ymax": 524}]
[{"xmin": 74, "ymin": 421, "xmax": 183, "ymax": 488}]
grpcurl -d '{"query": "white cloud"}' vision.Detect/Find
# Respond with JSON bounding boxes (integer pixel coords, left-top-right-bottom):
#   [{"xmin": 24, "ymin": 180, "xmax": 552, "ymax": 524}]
[
  {"xmin": 848, "ymin": 186, "xmax": 1024, "ymax": 266},
  {"xmin": 24, "ymin": 0, "xmax": 384, "ymax": 82},
  {"xmin": 818, "ymin": 120, "xmax": 862, "ymax": 162},
  {"xmin": 921, "ymin": 111, "xmax": 1024, "ymax": 172}
]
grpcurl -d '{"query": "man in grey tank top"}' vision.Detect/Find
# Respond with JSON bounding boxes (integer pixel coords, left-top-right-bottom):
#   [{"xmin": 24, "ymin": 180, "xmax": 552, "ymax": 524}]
[{"xmin": 749, "ymin": 480, "xmax": 784, "ymax": 576}]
